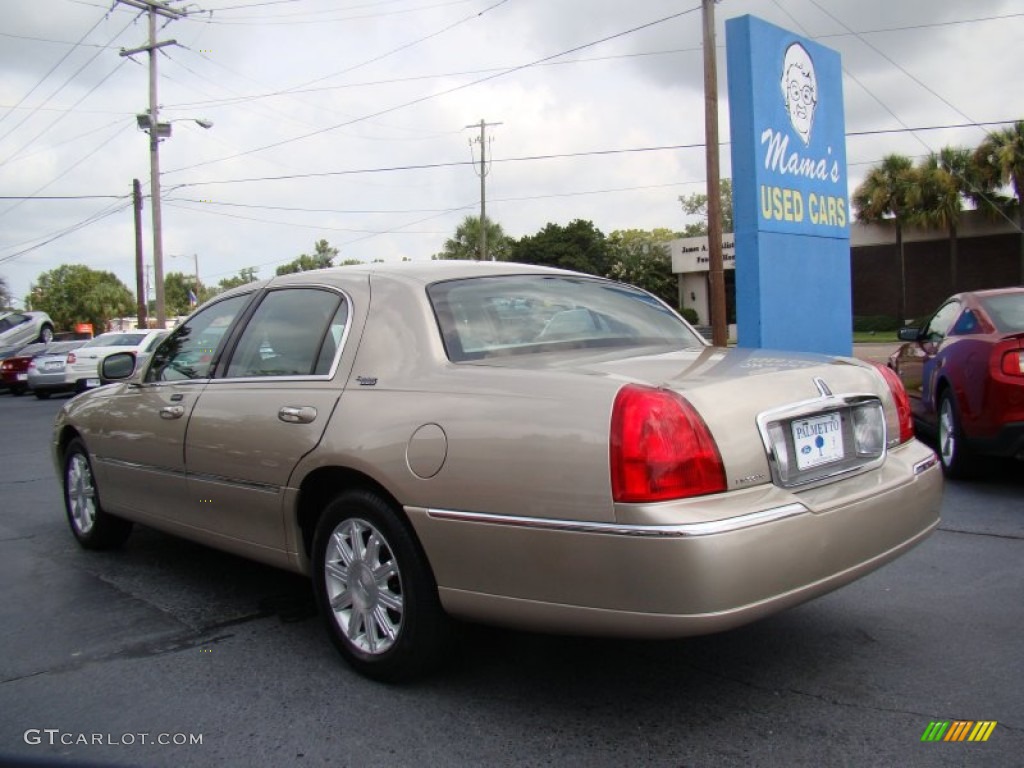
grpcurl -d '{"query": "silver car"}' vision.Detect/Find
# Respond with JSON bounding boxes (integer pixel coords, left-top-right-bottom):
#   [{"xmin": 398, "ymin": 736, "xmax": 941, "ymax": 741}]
[
  {"xmin": 26, "ymin": 341, "xmax": 88, "ymax": 399},
  {"xmin": 54, "ymin": 262, "xmax": 942, "ymax": 681},
  {"xmin": 0, "ymin": 311, "xmax": 54, "ymax": 355}
]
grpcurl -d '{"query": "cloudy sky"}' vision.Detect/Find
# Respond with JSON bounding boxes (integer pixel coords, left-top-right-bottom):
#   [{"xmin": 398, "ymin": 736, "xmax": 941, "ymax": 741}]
[{"xmin": 1, "ymin": 0, "xmax": 1021, "ymax": 307}]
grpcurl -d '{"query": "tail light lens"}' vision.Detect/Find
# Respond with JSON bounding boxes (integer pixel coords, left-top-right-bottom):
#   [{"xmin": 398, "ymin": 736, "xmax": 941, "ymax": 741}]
[
  {"xmin": 873, "ymin": 363, "xmax": 913, "ymax": 445},
  {"xmin": 66, "ymin": 352, "xmax": 77, "ymax": 365},
  {"xmin": 1001, "ymin": 349, "xmax": 1024, "ymax": 376},
  {"xmin": 610, "ymin": 384, "xmax": 726, "ymax": 502}
]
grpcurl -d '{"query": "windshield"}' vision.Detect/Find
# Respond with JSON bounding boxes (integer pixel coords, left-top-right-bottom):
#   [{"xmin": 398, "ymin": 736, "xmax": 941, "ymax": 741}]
[{"xmin": 428, "ymin": 274, "xmax": 702, "ymax": 362}]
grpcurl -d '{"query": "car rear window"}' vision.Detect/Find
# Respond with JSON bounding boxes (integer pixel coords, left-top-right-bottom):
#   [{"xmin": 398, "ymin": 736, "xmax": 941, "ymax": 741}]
[
  {"xmin": 428, "ymin": 274, "xmax": 702, "ymax": 362},
  {"xmin": 980, "ymin": 293, "xmax": 1024, "ymax": 333}
]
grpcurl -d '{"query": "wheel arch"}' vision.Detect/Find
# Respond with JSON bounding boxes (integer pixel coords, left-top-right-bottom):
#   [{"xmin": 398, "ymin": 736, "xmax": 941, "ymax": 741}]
[
  {"xmin": 295, "ymin": 466, "xmax": 404, "ymax": 559},
  {"xmin": 56, "ymin": 425, "xmax": 85, "ymax": 461}
]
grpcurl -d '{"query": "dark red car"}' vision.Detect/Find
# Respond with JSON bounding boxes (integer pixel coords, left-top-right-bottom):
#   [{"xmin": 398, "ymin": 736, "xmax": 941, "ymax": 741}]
[
  {"xmin": 0, "ymin": 343, "xmax": 52, "ymax": 396},
  {"xmin": 889, "ymin": 287, "xmax": 1024, "ymax": 477}
]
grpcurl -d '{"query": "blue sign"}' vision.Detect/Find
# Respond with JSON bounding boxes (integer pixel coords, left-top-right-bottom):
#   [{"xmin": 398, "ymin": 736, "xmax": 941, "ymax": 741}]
[{"xmin": 727, "ymin": 15, "xmax": 852, "ymax": 356}]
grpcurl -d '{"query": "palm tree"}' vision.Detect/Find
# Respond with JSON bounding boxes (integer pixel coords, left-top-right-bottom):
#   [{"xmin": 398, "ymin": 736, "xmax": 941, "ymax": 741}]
[
  {"xmin": 911, "ymin": 147, "xmax": 971, "ymax": 292},
  {"xmin": 852, "ymin": 154, "xmax": 917, "ymax": 325},
  {"xmin": 435, "ymin": 216, "xmax": 511, "ymax": 261},
  {"xmin": 973, "ymin": 120, "xmax": 1024, "ymax": 282}
]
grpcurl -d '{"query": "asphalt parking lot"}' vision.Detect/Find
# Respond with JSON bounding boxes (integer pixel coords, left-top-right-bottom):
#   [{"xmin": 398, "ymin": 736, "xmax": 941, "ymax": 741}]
[{"xmin": 0, "ymin": 388, "xmax": 1021, "ymax": 767}]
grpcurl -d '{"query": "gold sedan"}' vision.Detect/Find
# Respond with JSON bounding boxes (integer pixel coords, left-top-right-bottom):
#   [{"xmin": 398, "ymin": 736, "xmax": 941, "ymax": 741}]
[{"xmin": 54, "ymin": 262, "xmax": 942, "ymax": 681}]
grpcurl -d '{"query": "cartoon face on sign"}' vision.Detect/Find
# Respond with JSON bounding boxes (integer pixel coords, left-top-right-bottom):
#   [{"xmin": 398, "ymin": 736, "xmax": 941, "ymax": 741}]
[{"xmin": 780, "ymin": 42, "xmax": 817, "ymax": 145}]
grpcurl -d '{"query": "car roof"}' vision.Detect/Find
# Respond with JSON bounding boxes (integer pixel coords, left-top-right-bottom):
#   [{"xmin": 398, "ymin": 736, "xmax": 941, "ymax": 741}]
[{"xmin": 958, "ymin": 286, "xmax": 1024, "ymax": 300}]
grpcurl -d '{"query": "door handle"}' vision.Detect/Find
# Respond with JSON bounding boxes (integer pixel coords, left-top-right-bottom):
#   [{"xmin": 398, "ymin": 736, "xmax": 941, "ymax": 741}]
[
  {"xmin": 159, "ymin": 405, "xmax": 185, "ymax": 420},
  {"xmin": 279, "ymin": 406, "xmax": 317, "ymax": 424}
]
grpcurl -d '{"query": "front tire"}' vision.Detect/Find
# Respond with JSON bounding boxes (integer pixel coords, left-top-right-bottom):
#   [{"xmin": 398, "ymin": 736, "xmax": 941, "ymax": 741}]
[
  {"xmin": 63, "ymin": 438, "xmax": 133, "ymax": 549},
  {"xmin": 937, "ymin": 390, "xmax": 974, "ymax": 479},
  {"xmin": 312, "ymin": 489, "xmax": 448, "ymax": 681},
  {"xmin": 38, "ymin": 324, "xmax": 54, "ymax": 344}
]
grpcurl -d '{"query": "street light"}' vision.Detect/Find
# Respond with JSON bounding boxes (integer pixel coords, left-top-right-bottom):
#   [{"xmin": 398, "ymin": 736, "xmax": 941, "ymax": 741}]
[{"xmin": 136, "ymin": 114, "xmax": 211, "ymax": 328}]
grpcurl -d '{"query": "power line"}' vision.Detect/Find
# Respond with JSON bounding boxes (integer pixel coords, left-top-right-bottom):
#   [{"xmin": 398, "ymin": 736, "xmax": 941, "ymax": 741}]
[
  {"xmin": 0, "ymin": 17, "xmax": 137, "ymax": 167},
  {"xmin": 164, "ymin": 4, "xmax": 704, "ymax": 176},
  {"xmin": 0, "ymin": 10, "xmax": 109, "ymax": 132},
  {"xmin": 0, "ymin": 199, "xmax": 133, "ymax": 265}
]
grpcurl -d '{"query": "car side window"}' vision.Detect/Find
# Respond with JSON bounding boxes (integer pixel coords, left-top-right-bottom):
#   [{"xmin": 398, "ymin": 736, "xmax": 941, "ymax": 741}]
[
  {"xmin": 146, "ymin": 294, "xmax": 251, "ymax": 382},
  {"xmin": 923, "ymin": 301, "xmax": 960, "ymax": 343},
  {"xmin": 224, "ymin": 288, "xmax": 346, "ymax": 378}
]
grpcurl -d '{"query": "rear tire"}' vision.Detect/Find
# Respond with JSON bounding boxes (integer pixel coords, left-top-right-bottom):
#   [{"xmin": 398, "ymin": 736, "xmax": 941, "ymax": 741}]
[
  {"xmin": 937, "ymin": 390, "xmax": 974, "ymax": 479},
  {"xmin": 311, "ymin": 489, "xmax": 449, "ymax": 681},
  {"xmin": 63, "ymin": 438, "xmax": 133, "ymax": 549},
  {"xmin": 38, "ymin": 324, "xmax": 54, "ymax": 344},
  {"xmin": 34, "ymin": 391, "xmax": 51, "ymax": 400}
]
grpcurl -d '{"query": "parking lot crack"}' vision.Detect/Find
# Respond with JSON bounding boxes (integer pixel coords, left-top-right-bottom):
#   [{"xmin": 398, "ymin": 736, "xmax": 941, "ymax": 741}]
[{"xmin": 938, "ymin": 526, "xmax": 1024, "ymax": 541}]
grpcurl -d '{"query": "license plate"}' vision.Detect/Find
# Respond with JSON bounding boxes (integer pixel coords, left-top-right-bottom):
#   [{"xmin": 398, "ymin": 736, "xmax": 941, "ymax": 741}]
[
  {"xmin": 43, "ymin": 361, "xmax": 62, "ymax": 371},
  {"xmin": 16, "ymin": 373, "xmax": 28, "ymax": 381},
  {"xmin": 792, "ymin": 412, "xmax": 844, "ymax": 470},
  {"xmin": 85, "ymin": 378, "xmax": 101, "ymax": 388}
]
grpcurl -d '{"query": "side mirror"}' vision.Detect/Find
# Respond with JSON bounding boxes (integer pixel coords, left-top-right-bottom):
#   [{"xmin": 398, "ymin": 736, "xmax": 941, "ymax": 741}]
[
  {"xmin": 101, "ymin": 351, "xmax": 137, "ymax": 382},
  {"xmin": 897, "ymin": 326, "xmax": 921, "ymax": 342}
]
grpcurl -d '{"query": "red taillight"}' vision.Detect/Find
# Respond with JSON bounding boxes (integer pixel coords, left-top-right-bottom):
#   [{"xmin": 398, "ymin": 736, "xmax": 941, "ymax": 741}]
[
  {"xmin": 610, "ymin": 384, "xmax": 726, "ymax": 502},
  {"xmin": 66, "ymin": 352, "xmax": 76, "ymax": 364},
  {"xmin": 873, "ymin": 363, "xmax": 914, "ymax": 444},
  {"xmin": 1001, "ymin": 349, "xmax": 1024, "ymax": 376}
]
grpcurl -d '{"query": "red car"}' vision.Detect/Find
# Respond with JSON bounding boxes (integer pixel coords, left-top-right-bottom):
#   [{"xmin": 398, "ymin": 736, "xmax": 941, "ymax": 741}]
[
  {"xmin": 889, "ymin": 287, "xmax": 1024, "ymax": 477},
  {"xmin": 0, "ymin": 343, "xmax": 52, "ymax": 396}
]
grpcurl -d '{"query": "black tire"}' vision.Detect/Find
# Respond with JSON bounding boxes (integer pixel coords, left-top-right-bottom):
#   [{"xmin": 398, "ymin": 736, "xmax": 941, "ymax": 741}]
[
  {"xmin": 11, "ymin": 384, "xmax": 25, "ymax": 396},
  {"xmin": 34, "ymin": 390, "xmax": 51, "ymax": 400},
  {"xmin": 937, "ymin": 390, "xmax": 974, "ymax": 479},
  {"xmin": 311, "ymin": 489, "xmax": 449, "ymax": 682},
  {"xmin": 62, "ymin": 437, "xmax": 133, "ymax": 550},
  {"xmin": 38, "ymin": 324, "xmax": 54, "ymax": 344}
]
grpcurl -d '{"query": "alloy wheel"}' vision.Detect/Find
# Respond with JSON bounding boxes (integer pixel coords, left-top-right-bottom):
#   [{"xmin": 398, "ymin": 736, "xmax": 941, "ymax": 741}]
[
  {"xmin": 66, "ymin": 453, "xmax": 97, "ymax": 535},
  {"xmin": 323, "ymin": 518, "xmax": 404, "ymax": 656}
]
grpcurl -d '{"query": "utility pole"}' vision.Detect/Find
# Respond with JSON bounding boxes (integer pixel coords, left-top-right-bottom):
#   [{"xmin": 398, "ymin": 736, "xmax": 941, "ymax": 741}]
[
  {"xmin": 466, "ymin": 119, "xmax": 502, "ymax": 260},
  {"xmin": 118, "ymin": 0, "xmax": 183, "ymax": 329},
  {"xmin": 132, "ymin": 178, "xmax": 147, "ymax": 328},
  {"xmin": 702, "ymin": 0, "xmax": 728, "ymax": 347}
]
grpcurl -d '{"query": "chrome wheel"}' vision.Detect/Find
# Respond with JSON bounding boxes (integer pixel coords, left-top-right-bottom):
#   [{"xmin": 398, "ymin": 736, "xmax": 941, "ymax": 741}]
[
  {"xmin": 62, "ymin": 438, "xmax": 133, "ymax": 549},
  {"xmin": 67, "ymin": 452, "xmax": 97, "ymax": 535},
  {"xmin": 323, "ymin": 518, "xmax": 404, "ymax": 656},
  {"xmin": 938, "ymin": 396, "xmax": 957, "ymax": 469}
]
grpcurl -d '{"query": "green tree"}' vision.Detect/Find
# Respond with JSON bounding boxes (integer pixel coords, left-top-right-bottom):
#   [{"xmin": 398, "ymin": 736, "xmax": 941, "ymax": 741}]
[
  {"xmin": 28, "ymin": 264, "xmax": 135, "ymax": 332},
  {"xmin": 0, "ymin": 275, "xmax": 12, "ymax": 309},
  {"xmin": 435, "ymin": 215, "xmax": 512, "ymax": 261},
  {"xmin": 852, "ymin": 154, "xmax": 917, "ymax": 325},
  {"xmin": 217, "ymin": 267, "xmax": 260, "ymax": 293},
  {"xmin": 510, "ymin": 219, "xmax": 610, "ymax": 275},
  {"xmin": 973, "ymin": 120, "xmax": 1024, "ymax": 282},
  {"xmin": 606, "ymin": 228, "xmax": 679, "ymax": 307},
  {"xmin": 679, "ymin": 179, "xmax": 733, "ymax": 236},
  {"xmin": 276, "ymin": 239, "xmax": 339, "ymax": 276},
  {"xmin": 164, "ymin": 271, "xmax": 209, "ymax": 316},
  {"xmin": 911, "ymin": 148, "xmax": 972, "ymax": 292}
]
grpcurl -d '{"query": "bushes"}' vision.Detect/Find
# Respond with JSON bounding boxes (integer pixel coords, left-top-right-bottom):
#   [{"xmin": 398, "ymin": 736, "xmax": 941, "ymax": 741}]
[
  {"xmin": 853, "ymin": 315, "xmax": 902, "ymax": 333},
  {"xmin": 680, "ymin": 307, "xmax": 700, "ymax": 324}
]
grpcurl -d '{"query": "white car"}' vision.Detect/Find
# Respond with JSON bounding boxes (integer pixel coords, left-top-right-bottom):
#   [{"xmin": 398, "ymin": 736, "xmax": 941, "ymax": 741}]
[{"xmin": 65, "ymin": 331, "xmax": 167, "ymax": 392}]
